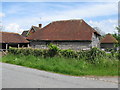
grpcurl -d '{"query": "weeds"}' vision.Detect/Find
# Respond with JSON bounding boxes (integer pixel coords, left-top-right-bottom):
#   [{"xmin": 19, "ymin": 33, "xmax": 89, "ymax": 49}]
[
  {"xmin": 2, "ymin": 44, "xmax": 118, "ymax": 76},
  {"xmin": 1, "ymin": 54, "xmax": 118, "ymax": 76}
]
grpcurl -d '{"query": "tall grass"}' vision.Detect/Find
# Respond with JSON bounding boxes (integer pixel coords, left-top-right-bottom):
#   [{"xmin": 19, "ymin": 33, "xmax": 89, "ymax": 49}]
[
  {"xmin": 1, "ymin": 54, "xmax": 118, "ymax": 76},
  {"xmin": 1, "ymin": 45, "xmax": 119, "ymax": 76}
]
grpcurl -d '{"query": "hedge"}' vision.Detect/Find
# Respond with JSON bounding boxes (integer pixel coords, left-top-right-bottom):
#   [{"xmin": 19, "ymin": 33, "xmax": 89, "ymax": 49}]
[{"xmin": 8, "ymin": 44, "xmax": 118, "ymax": 64}]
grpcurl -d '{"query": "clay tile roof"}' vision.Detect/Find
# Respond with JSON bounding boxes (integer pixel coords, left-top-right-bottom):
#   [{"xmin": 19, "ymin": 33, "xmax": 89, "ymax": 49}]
[
  {"xmin": 27, "ymin": 19, "xmax": 100, "ymax": 41},
  {"xmin": 32, "ymin": 26, "xmax": 41, "ymax": 31},
  {"xmin": 21, "ymin": 30, "xmax": 29, "ymax": 37},
  {"xmin": 100, "ymin": 34, "xmax": 118, "ymax": 43},
  {"xmin": 0, "ymin": 32, "xmax": 29, "ymax": 43}
]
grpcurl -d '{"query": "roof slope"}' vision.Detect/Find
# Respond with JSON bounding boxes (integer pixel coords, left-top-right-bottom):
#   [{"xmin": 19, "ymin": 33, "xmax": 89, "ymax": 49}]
[
  {"xmin": 21, "ymin": 30, "xmax": 29, "ymax": 37},
  {"xmin": 0, "ymin": 32, "xmax": 29, "ymax": 43},
  {"xmin": 32, "ymin": 26, "xmax": 41, "ymax": 31},
  {"xmin": 27, "ymin": 19, "xmax": 100, "ymax": 41},
  {"xmin": 100, "ymin": 34, "xmax": 118, "ymax": 43}
]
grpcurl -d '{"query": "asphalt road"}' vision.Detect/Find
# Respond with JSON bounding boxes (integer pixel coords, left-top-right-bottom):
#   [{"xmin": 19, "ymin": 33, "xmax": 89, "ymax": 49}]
[{"xmin": 1, "ymin": 63, "xmax": 118, "ymax": 88}]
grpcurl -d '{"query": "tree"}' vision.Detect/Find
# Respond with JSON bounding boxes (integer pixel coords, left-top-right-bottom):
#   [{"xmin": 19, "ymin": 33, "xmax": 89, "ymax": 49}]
[
  {"xmin": 115, "ymin": 26, "xmax": 120, "ymax": 41},
  {"xmin": 94, "ymin": 27, "xmax": 105, "ymax": 36},
  {"xmin": 115, "ymin": 25, "xmax": 120, "ymax": 59},
  {"xmin": 112, "ymin": 26, "xmax": 119, "ymax": 48},
  {"xmin": 116, "ymin": 25, "xmax": 120, "ymax": 33}
]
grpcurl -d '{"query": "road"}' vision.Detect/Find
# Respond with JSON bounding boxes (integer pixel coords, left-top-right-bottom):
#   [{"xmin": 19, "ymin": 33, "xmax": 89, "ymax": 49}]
[{"xmin": 1, "ymin": 63, "xmax": 118, "ymax": 88}]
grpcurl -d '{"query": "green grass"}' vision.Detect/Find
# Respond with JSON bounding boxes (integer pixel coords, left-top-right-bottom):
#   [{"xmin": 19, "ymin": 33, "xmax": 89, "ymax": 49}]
[{"xmin": 0, "ymin": 54, "xmax": 119, "ymax": 76}]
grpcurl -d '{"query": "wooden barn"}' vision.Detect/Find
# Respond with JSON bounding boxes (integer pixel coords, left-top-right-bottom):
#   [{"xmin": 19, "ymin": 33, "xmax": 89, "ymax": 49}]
[
  {"xmin": 27, "ymin": 19, "xmax": 101, "ymax": 50},
  {"xmin": 0, "ymin": 32, "xmax": 29, "ymax": 50},
  {"xmin": 100, "ymin": 34, "xmax": 118, "ymax": 50}
]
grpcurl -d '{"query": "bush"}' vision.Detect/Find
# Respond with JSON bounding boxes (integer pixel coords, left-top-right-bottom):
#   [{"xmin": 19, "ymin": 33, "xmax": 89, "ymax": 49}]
[
  {"xmin": 47, "ymin": 43, "xmax": 60, "ymax": 57},
  {"xmin": 77, "ymin": 50, "xmax": 88, "ymax": 59},
  {"xmin": 117, "ymin": 50, "xmax": 120, "ymax": 60},
  {"xmin": 9, "ymin": 47, "xmax": 34, "ymax": 56},
  {"xmin": 59, "ymin": 49, "xmax": 77, "ymax": 58},
  {"xmin": 9, "ymin": 45, "xmax": 118, "ymax": 64},
  {"xmin": 33, "ymin": 49, "xmax": 44, "ymax": 57},
  {"xmin": 9, "ymin": 47, "xmax": 18, "ymax": 54},
  {"xmin": 9, "ymin": 44, "xmax": 60, "ymax": 58},
  {"xmin": 87, "ymin": 47, "xmax": 106, "ymax": 64}
]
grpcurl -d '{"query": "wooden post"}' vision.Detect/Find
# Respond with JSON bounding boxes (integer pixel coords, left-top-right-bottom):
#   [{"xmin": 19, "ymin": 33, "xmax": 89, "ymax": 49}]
[
  {"xmin": 18, "ymin": 44, "xmax": 20, "ymax": 48},
  {"xmin": 27, "ymin": 44, "xmax": 30, "ymax": 48},
  {"xmin": 6, "ymin": 44, "xmax": 8, "ymax": 51}
]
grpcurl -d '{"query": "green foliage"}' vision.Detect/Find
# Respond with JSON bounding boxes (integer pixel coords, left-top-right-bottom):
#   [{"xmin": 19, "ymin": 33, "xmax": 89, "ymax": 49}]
[
  {"xmin": 77, "ymin": 50, "xmax": 88, "ymax": 59},
  {"xmin": 116, "ymin": 25, "xmax": 120, "ymax": 33},
  {"xmin": 105, "ymin": 48, "xmax": 113, "ymax": 52},
  {"xmin": 1, "ymin": 54, "xmax": 118, "ymax": 76},
  {"xmin": 9, "ymin": 44, "xmax": 119, "ymax": 64},
  {"xmin": 59, "ymin": 49, "xmax": 77, "ymax": 58},
  {"xmin": 3, "ymin": 45, "xmax": 119, "ymax": 76},
  {"xmin": 9, "ymin": 44, "xmax": 60, "ymax": 58},
  {"xmin": 9, "ymin": 47, "xmax": 31, "ymax": 55},
  {"xmin": 33, "ymin": 49, "xmax": 44, "ymax": 57},
  {"xmin": 116, "ymin": 49, "xmax": 120, "ymax": 61},
  {"xmin": 87, "ymin": 47, "xmax": 106, "ymax": 64},
  {"xmin": 112, "ymin": 33, "xmax": 119, "ymax": 42},
  {"xmin": 112, "ymin": 33, "xmax": 119, "ymax": 48},
  {"xmin": 47, "ymin": 43, "xmax": 60, "ymax": 57},
  {"xmin": 48, "ymin": 43, "xmax": 59, "ymax": 50},
  {"xmin": 112, "ymin": 26, "xmax": 120, "ymax": 49}
]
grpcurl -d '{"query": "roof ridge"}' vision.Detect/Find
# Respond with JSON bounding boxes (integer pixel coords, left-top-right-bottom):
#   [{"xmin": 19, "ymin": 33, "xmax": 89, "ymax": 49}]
[
  {"xmin": 23, "ymin": 30, "xmax": 29, "ymax": 32},
  {"xmin": 32, "ymin": 26, "xmax": 41, "ymax": 28},
  {"xmin": 32, "ymin": 25, "xmax": 38, "ymax": 27},
  {"xmin": 0, "ymin": 31, "xmax": 20, "ymax": 35},
  {"xmin": 52, "ymin": 19, "xmax": 83, "ymax": 23}
]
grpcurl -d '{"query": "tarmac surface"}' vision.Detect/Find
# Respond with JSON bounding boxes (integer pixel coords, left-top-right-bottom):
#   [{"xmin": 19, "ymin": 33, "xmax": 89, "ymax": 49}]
[{"xmin": 1, "ymin": 62, "xmax": 118, "ymax": 88}]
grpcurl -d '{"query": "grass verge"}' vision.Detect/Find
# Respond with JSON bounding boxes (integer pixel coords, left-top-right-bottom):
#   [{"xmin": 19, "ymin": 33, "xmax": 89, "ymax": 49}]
[{"xmin": 0, "ymin": 54, "xmax": 118, "ymax": 76}]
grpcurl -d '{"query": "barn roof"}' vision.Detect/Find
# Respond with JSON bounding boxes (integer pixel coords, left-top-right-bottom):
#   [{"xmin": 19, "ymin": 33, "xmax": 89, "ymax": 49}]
[
  {"xmin": 21, "ymin": 25, "xmax": 40, "ymax": 37},
  {"xmin": 21, "ymin": 30, "xmax": 29, "ymax": 37},
  {"xmin": 32, "ymin": 26, "xmax": 41, "ymax": 31},
  {"xmin": 100, "ymin": 34, "xmax": 118, "ymax": 43},
  {"xmin": 0, "ymin": 32, "xmax": 29, "ymax": 43},
  {"xmin": 27, "ymin": 19, "xmax": 100, "ymax": 41}
]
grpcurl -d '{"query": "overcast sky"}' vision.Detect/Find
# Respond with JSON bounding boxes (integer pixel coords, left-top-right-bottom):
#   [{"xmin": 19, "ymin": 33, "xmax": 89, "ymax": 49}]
[{"xmin": 0, "ymin": 1, "xmax": 118, "ymax": 34}]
